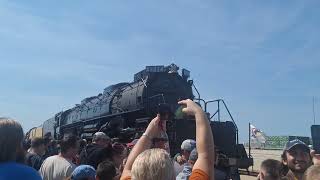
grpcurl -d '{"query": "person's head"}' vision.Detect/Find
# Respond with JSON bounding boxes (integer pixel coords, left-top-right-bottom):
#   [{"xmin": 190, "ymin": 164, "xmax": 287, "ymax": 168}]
[
  {"xmin": 30, "ymin": 137, "xmax": 46, "ymax": 156},
  {"xmin": 50, "ymin": 139, "xmax": 57, "ymax": 147},
  {"xmin": 92, "ymin": 132, "xmax": 111, "ymax": 147},
  {"xmin": 0, "ymin": 117, "xmax": 24, "ymax": 162},
  {"xmin": 188, "ymin": 148, "xmax": 198, "ymax": 167},
  {"xmin": 259, "ymin": 159, "xmax": 282, "ymax": 180},
  {"xmin": 44, "ymin": 132, "xmax": 52, "ymax": 140},
  {"xmin": 78, "ymin": 139, "xmax": 87, "ymax": 154},
  {"xmin": 111, "ymin": 142, "xmax": 126, "ymax": 168},
  {"xmin": 44, "ymin": 136, "xmax": 51, "ymax": 149},
  {"xmin": 303, "ymin": 165, "xmax": 320, "ymax": 180},
  {"xmin": 131, "ymin": 148, "xmax": 175, "ymax": 180},
  {"xmin": 60, "ymin": 134, "xmax": 79, "ymax": 158},
  {"xmin": 153, "ymin": 139, "xmax": 170, "ymax": 153},
  {"xmin": 180, "ymin": 139, "xmax": 196, "ymax": 161},
  {"xmin": 71, "ymin": 165, "xmax": 96, "ymax": 180},
  {"xmin": 281, "ymin": 139, "xmax": 312, "ymax": 174},
  {"xmin": 96, "ymin": 160, "xmax": 117, "ymax": 180}
]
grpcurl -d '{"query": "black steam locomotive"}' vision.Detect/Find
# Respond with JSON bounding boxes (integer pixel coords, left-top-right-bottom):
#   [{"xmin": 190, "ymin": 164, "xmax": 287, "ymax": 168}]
[{"xmin": 40, "ymin": 63, "xmax": 252, "ymax": 179}]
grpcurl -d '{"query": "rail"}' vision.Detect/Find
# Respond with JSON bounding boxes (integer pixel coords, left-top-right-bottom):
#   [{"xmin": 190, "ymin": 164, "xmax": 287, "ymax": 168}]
[
  {"xmin": 238, "ymin": 169, "xmax": 259, "ymax": 177},
  {"xmin": 204, "ymin": 99, "xmax": 239, "ymax": 144}
]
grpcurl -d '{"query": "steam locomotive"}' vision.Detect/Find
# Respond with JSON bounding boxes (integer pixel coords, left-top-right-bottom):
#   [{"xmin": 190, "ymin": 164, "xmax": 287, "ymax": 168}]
[{"xmin": 33, "ymin": 63, "xmax": 252, "ymax": 179}]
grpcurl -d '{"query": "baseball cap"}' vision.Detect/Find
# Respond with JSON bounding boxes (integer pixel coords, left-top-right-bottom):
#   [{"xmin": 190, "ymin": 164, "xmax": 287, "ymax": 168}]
[
  {"xmin": 284, "ymin": 139, "xmax": 310, "ymax": 152},
  {"xmin": 71, "ymin": 165, "xmax": 96, "ymax": 180},
  {"xmin": 181, "ymin": 139, "xmax": 196, "ymax": 152},
  {"xmin": 189, "ymin": 148, "xmax": 198, "ymax": 161}
]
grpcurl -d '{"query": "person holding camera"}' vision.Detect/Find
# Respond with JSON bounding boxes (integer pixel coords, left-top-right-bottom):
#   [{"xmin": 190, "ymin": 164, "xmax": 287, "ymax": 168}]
[{"xmin": 120, "ymin": 99, "xmax": 215, "ymax": 180}]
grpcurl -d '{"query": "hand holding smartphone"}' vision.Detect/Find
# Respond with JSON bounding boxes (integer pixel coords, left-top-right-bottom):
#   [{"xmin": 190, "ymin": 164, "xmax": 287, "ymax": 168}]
[
  {"xmin": 158, "ymin": 103, "xmax": 171, "ymax": 121},
  {"xmin": 311, "ymin": 125, "xmax": 320, "ymax": 154}
]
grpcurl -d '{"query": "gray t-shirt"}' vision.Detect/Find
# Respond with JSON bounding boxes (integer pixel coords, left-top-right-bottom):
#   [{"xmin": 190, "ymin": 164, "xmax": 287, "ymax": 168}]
[
  {"xmin": 39, "ymin": 155, "xmax": 76, "ymax": 180},
  {"xmin": 174, "ymin": 161, "xmax": 184, "ymax": 176}
]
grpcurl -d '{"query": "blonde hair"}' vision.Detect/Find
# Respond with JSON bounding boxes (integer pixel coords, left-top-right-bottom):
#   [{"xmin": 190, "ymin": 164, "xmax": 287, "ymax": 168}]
[
  {"xmin": 131, "ymin": 148, "xmax": 174, "ymax": 180},
  {"xmin": 303, "ymin": 165, "xmax": 320, "ymax": 180},
  {"xmin": 0, "ymin": 117, "xmax": 24, "ymax": 162}
]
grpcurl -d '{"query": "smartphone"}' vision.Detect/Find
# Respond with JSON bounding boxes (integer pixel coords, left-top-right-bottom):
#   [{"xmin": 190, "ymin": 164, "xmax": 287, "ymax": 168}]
[
  {"xmin": 158, "ymin": 103, "xmax": 171, "ymax": 121},
  {"xmin": 311, "ymin": 125, "xmax": 320, "ymax": 154}
]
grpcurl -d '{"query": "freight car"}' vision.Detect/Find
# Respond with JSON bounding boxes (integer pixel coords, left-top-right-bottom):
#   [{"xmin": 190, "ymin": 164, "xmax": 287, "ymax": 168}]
[{"xmin": 25, "ymin": 126, "xmax": 43, "ymax": 140}]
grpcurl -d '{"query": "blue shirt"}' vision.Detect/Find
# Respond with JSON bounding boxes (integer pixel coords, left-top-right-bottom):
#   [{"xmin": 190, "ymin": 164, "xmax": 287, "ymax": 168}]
[{"xmin": 0, "ymin": 162, "xmax": 42, "ymax": 180}]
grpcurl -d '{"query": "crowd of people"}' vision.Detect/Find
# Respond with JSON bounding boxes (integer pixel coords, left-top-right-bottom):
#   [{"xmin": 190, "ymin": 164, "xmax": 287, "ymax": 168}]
[{"xmin": 0, "ymin": 99, "xmax": 320, "ymax": 180}]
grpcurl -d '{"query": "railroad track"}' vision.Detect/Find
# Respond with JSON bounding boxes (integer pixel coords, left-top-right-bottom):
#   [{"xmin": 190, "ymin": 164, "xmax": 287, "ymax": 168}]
[{"xmin": 239, "ymin": 169, "xmax": 259, "ymax": 177}]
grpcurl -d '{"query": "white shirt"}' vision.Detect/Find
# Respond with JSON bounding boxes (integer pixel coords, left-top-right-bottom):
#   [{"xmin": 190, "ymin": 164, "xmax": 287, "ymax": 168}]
[{"xmin": 39, "ymin": 155, "xmax": 76, "ymax": 180}]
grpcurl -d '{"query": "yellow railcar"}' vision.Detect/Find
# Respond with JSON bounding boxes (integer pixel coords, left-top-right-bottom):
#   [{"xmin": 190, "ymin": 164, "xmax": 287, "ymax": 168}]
[{"xmin": 26, "ymin": 127, "xmax": 43, "ymax": 140}]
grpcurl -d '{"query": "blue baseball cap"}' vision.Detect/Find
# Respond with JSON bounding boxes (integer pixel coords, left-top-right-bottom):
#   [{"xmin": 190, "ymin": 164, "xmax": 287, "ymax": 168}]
[
  {"xmin": 71, "ymin": 165, "xmax": 96, "ymax": 180},
  {"xmin": 181, "ymin": 139, "xmax": 196, "ymax": 152},
  {"xmin": 284, "ymin": 139, "xmax": 309, "ymax": 152}
]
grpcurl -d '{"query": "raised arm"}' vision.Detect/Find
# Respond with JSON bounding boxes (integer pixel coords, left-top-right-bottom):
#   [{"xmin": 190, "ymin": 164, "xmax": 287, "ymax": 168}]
[
  {"xmin": 120, "ymin": 115, "xmax": 162, "ymax": 179},
  {"xmin": 178, "ymin": 99, "xmax": 215, "ymax": 178}
]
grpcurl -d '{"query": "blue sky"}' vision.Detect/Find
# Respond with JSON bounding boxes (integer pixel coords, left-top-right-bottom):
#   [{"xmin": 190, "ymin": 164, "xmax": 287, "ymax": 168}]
[{"xmin": 0, "ymin": 0, "xmax": 319, "ymax": 142}]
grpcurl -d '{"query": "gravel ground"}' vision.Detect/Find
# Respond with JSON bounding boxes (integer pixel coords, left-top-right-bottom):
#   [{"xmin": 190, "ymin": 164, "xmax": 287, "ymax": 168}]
[
  {"xmin": 240, "ymin": 149, "xmax": 283, "ymax": 180},
  {"xmin": 246, "ymin": 148, "xmax": 283, "ymax": 171}
]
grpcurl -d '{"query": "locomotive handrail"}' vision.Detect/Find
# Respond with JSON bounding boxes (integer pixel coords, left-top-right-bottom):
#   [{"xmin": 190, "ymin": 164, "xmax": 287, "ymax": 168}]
[
  {"xmin": 193, "ymin": 98, "xmax": 206, "ymax": 109},
  {"xmin": 192, "ymin": 83, "xmax": 201, "ymax": 104},
  {"xmin": 205, "ymin": 99, "xmax": 239, "ymax": 144},
  {"xmin": 210, "ymin": 109, "xmax": 219, "ymax": 119}
]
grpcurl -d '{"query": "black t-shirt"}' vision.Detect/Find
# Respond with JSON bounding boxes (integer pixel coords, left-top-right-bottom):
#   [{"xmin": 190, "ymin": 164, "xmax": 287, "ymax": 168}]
[
  {"xmin": 25, "ymin": 153, "xmax": 44, "ymax": 171},
  {"xmin": 79, "ymin": 144, "xmax": 113, "ymax": 169}
]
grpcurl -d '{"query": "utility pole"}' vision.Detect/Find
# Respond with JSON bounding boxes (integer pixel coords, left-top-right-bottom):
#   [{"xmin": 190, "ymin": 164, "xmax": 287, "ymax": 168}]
[
  {"xmin": 313, "ymin": 96, "xmax": 316, "ymax": 125},
  {"xmin": 249, "ymin": 122, "xmax": 251, "ymax": 157}
]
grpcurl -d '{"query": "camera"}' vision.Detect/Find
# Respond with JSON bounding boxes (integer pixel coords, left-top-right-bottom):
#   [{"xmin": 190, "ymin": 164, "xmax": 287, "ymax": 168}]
[{"xmin": 157, "ymin": 103, "xmax": 172, "ymax": 121}]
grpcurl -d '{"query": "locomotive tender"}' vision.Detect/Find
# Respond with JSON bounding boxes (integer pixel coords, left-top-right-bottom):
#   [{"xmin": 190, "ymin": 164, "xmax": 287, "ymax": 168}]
[{"xmin": 39, "ymin": 63, "xmax": 252, "ymax": 179}]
